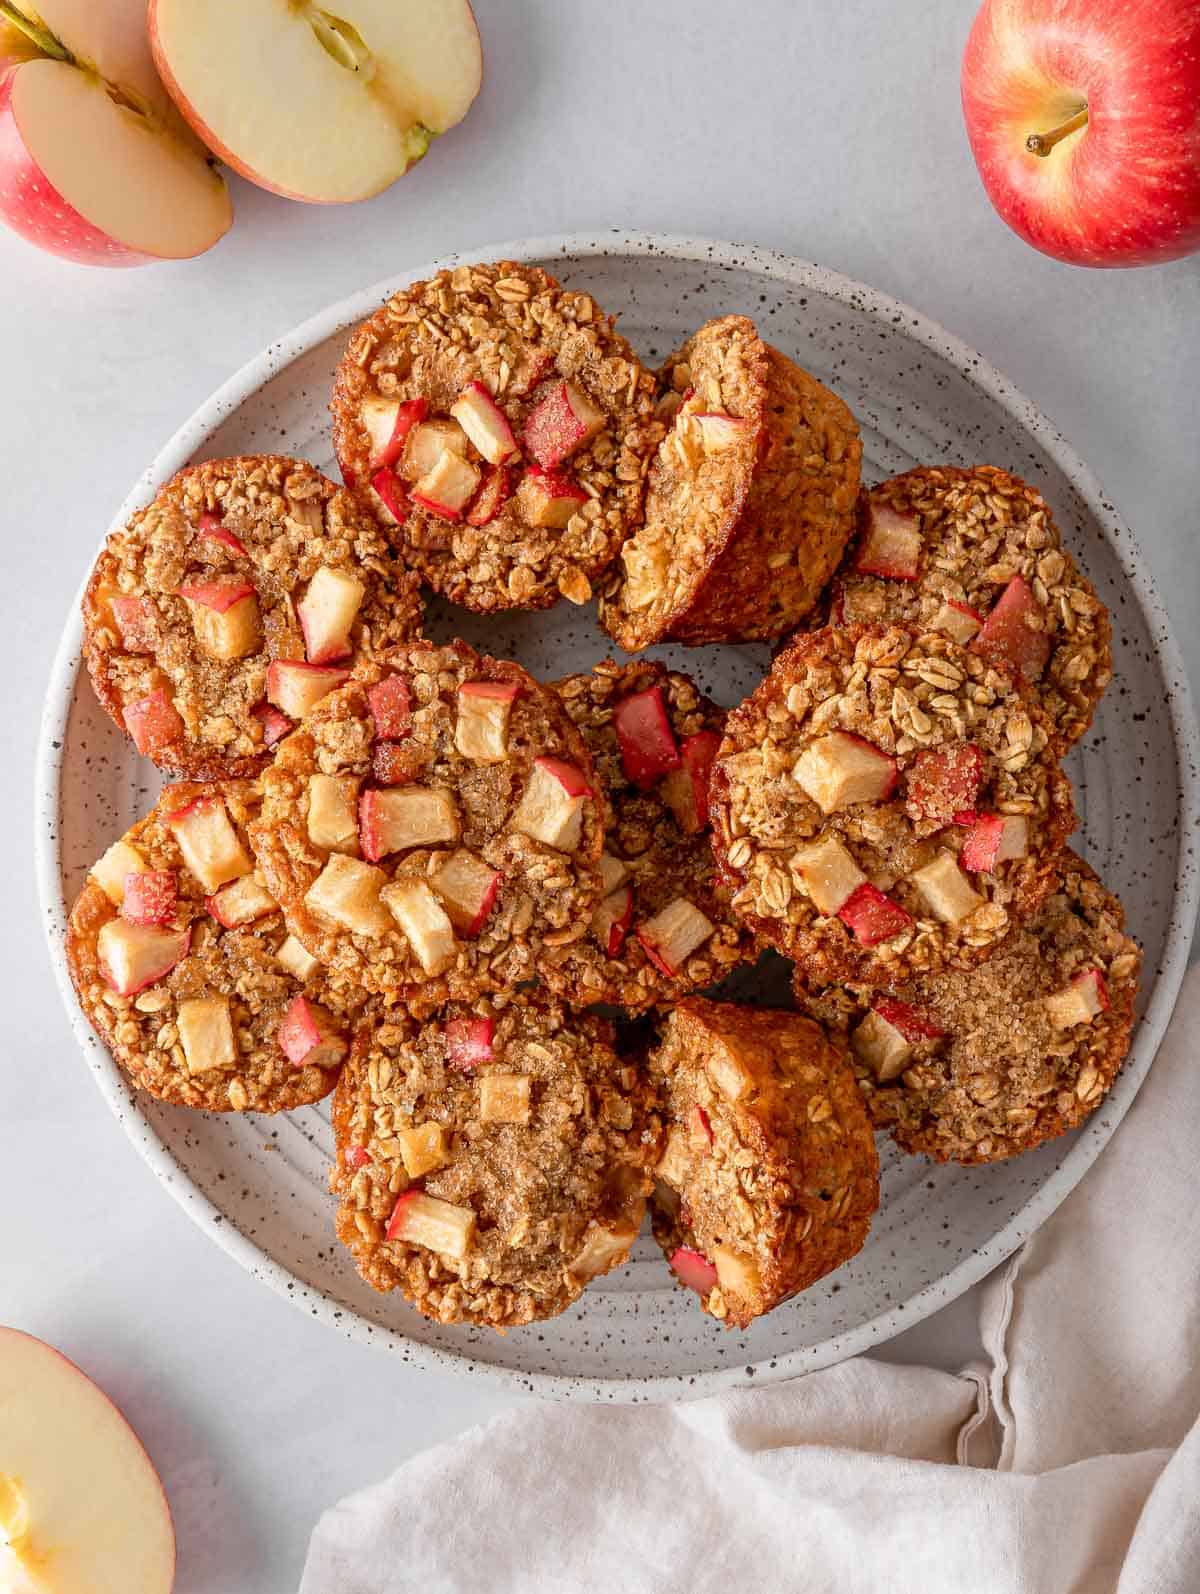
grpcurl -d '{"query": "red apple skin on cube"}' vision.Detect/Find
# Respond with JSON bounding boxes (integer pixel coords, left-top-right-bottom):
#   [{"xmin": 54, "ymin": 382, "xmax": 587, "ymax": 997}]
[
  {"xmin": 266, "ymin": 660, "xmax": 351, "ymax": 720},
  {"xmin": 373, "ymin": 397, "xmax": 428, "ymax": 469},
  {"xmin": 960, "ymin": 812, "xmax": 1029, "ymax": 872},
  {"xmin": 177, "ymin": 578, "xmax": 255, "ymax": 613},
  {"xmin": 662, "ymin": 730, "xmax": 721, "ymax": 833},
  {"xmin": 450, "ymin": 381, "xmax": 518, "ymax": 463},
  {"xmin": 198, "ymin": 515, "xmax": 248, "ymax": 557},
  {"xmin": 523, "ymin": 380, "xmax": 604, "ymax": 468},
  {"xmin": 592, "ymin": 884, "xmax": 633, "ymax": 956},
  {"xmin": 855, "ymin": 502, "xmax": 922, "ymax": 579},
  {"xmin": 670, "ymin": 1246, "xmax": 718, "ymax": 1294},
  {"xmin": 297, "ymin": 567, "xmax": 364, "ymax": 666},
  {"xmin": 904, "ymin": 743, "xmax": 984, "ymax": 827},
  {"xmin": 873, "ymin": 996, "xmax": 945, "ymax": 1042},
  {"xmin": 432, "ymin": 850, "xmax": 502, "ymax": 936},
  {"xmin": 368, "ymin": 674, "xmax": 412, "ymax": 740},
  {"xmin": 371, "ymin": 741, "xmax": 416, "ymax": 787},
  {"xmin": 345, "ymin": 1144, "xmax": 371, "ymax": 1170},
  {"xmin": 970, "ymin": 574, "xmax": 1051, "ymax": 681},
  {"xmin": 518, "ymin": 465, "xmax": 587, "ymax": 530},
  {"xmin": 466, "ymin": 463, "xmax": 514, "ymax": 527},
  {"xmin": 445, "ymin": 1016, "xmax": 494, "ymax": 1071},
  {"xmin": 111, "ymin": 595, "xmax": 156, "ymax": 653},
  {"xmin": 121, "ymin": 870, "xmax": 177, "ymax": 927},
  {"xmin": 251, "ymin": 701, "xmax": 292, "ymax": 746},
  {"xmin": 613, "ymin": 686, "xmax": 682, "ymax": 789},
  {"xmin": 837, "ymin": 882, "xmax": 914, "ymax": 946},
  {"xmin": 278, "ymin": 994, "xmax": 346, "ymax": 1069},
  {"xmin": 370, "ymin": 466, "xmax": 408, "ymax": 524},
  {"xmin": 123, "ymin": 689, "xmax": 184, "ymax": 758}
]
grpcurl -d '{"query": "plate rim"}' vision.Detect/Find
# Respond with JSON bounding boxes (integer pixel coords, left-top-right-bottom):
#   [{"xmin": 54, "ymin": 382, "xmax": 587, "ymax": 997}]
[{"xmin": 35, "ymin": 230, "xmax": 1200, "ymax": 1402}]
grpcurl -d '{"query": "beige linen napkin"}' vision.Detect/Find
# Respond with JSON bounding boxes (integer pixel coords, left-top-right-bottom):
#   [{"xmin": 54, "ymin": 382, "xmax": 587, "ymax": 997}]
[{"xmin": 300, "ymin": 966, "xmax": 1200, "ymax": 1594}]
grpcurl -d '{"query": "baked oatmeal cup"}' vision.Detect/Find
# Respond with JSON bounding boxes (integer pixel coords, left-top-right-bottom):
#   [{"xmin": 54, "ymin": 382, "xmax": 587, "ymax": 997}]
[
  {"xmin": 826, "ymin": 466, "xmax": 1112, "ymax": 751},
  {"xmin": 330, "ymin": 994, "xmax": 663, "ymax": 1328},
  {"xmin": 331, "ymin": 260, "xmax": 662, "ymax": 613},
  {"xmin": 66, "ymin": 781, "xmax": 364, "ymax": 1112},
  {"xmin": 83, "ymin": 456, "xmax": 423, "ymax": 779},
  {"xmin": 796, "ymin": 850, "xmax": 1141, "ymax": 1165},
  {"xmin": 249, "ymin": 640, "xmax": 608, "ymax": 1014},
  {"xmin": 710, "ymin": 624, "xmax": 1076, "ymax": 987},
  {"xmin": 542, "ymin": 660, "xmax": 758, "ymax": 1010},
  {"xmin": 598, "ymin": 315, "xmax": 862, "ymax": 649},
  {"xmin": 648, "ymin": 998, "xmax": 878, "ymax": 1329}
]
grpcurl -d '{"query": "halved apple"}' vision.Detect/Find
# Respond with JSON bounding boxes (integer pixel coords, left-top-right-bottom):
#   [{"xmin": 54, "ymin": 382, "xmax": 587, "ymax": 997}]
[{"xmin": 149, "ymin": 0, "xmax": 483, "ymax": 204}]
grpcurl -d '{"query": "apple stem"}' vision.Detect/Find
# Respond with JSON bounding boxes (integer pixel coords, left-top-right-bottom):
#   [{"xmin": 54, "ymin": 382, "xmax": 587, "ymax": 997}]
[
  {"xmin": 1026, "ymin": 106, "xmax": 1088, "ymax": 157},
  {"xmin": 0, "ymin": 0, "xmax": 70, "ymax": 60}
]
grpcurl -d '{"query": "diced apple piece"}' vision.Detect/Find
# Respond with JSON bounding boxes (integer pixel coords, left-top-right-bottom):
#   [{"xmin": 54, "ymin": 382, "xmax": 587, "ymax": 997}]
[
  {"xmin": 960, "ymin": 813, "xmax": 1029, "ymax": 873},
  {"xmin": 197, "ymin": 516, "xmax": 248, "ymax": 557},
  {"xmin": 478, "ymin": 1073, "xmax": 532, "ymax": 1124},
  {"xmin": 911, "ymin": 852, "xmax": 984, "ymax": 924},
  {"xmin": 278, "ymin": 993, "xmax": 346, "ymax": 1070},
  {"xmin": 367, "ymin": 674, "xmax": 412, "ymax": 740},
  {"xmin": 466, "ymin": 463, "xmax": 515, "ymax": 527},
  {"xmin": 597, "ymin": 853, "xmax": 629, "ymax": 896},
  {"xmin": 344, "ymin": 1144, "xmax": 371, "ymax": 1170},
  {"xmin": 855, "ymin": 501, "xmax": 923, "ymax": 580},
  {"xmin": 656, "ymin": 389, "xmax": 683, "ymax": 423},
  {"xmin": 207, "ymin": 873, "xmax": 276, "ymax": 929},
  {"xmin": 359, "ymin": 787, "xmax": 460, "ymax": 862},
  {"xmin": 307, "ymin": 774, "xmax": 361, "ymax": 855},
  {"xmin": 637, "ymin": 898, "xmax": 715, "ymax": 977},
  {"xmin": 297, "ymin": 566, "xmax": 364, "ymax": 666},
  {"xmin": 450, "ymin": 381, "xmax": 518, "ymax": 464},
  {"xmin": 691, "ymin": 411, "xmax": 753, "ymax": 453},
  {"xmin": 970, "ymin": 574, "xmax": 1052, "ymax": 682},
  {"xmin": 165, "ymin": 795, "xmax": 251, "ymax": 891},
  {"xmin": 96, "ymin": 919, "xmax": 189, "ymax": 997},
  {"xmin": 445, "ymin": 1015, "xmax": 494, "ymax": 1071},
  {"xmin": 670, "ymin": 1245, "xmax": 718, "ymax": 1295},
  {"xmin": 120, "ymin": 870, "xmax": 176, "ymax": 927},
  {"xmin": 410, "ymin": 448, "xmax": 481, "ymax": 521},
  {"xmin": 431, "ymin": 849, "xmax": 502, "ymax": 936},
  {"xmin": 706, "ymin": 1042, "xmax": 754, "ymax": 1103},
  {"xmin": 123, "ymin": 689, "xmax": 184, "ymax": 758},
  {"xmin": 266, "ymin": 660, "xmax": 350, "ymax": 720},
  {"xmin": 851, "ymin": 1009, "xmax": 912, "ymax": 1082},
  {"xmin": 372, "ymin": 742, "xmax": 415, "ymax": 786},
  {"xmin": 111, "ymin": 595, "xmax": 156, "ymax": 653},
  {"xmin": 362, "ymin": 396, "xmax": 427, "ymax": 469},
  {"xmin": 396, "ymin": 1122, "xmax": 449, "ymax": 1179},
  {"xmin": 712, "ymin": 1245, "xmax": 762, "ymax": 1300},
  {"xmin": 251, "ymin": 701, "xmax": 292, "ymax": 746},
  {"xmin": 657, "ymin": 1125, "xmax": 691, "ymax": 1186},
  {"xmin": 176, "ymin": 996, "xmax": 236, "ymax": 1075},
  {"xmin": 793, "ymin": 836, "xmax": 867, "ymax": 916},
  {"xmin": 793, "ymin": 732, "xmax": 897, "ymax": 814},
  {"xmin": 905, "ymin": 743, "xmax": 984, "ymax": 826},
  {"xmin": 178, "ymin": 579, "xmax": 260, "ymax": 662},
  {"xmin": 1045, "ymin": 968, "xmax": 1109, "ymax": 1029},
  {"xmin": 933, "ymin": 599, "xmax": 983, "ymax": 645},
  {"xmin": 369, "ymin": 466, "xmax": 408, "ymax": 525},
  {"xmin": 567, "ymin": 1214, "xmax": 642, "ymax": 1281},
  {"xmin": 688, "ymin": 1103, "xmax": 714, "ymax": 1151},
  {"xmin": 402, "ymin": 418, "xmax": 470, "ymax": 481},
  {"xmin": 517, "ymin": 464, "xmax": 588, "ymax": 529},
  {"xmin": 455, "ymin": 679, "xmax": 520, "ymax": 762},
  {"xmin": 591, "ymin": 885, "xmax": 634, "ymax": 957},
  {"xmin": 277, "ymin": 934, "xmax": 320, "ymax": 981},
  {"xmin": 511, "ymin": 758, "xmax": 593, "ymax": 852},
  {"xmin": 874, "ymin": 997, "xmax": 946, "ymax": 1042},
  {"xmin": 661, "ymin": 730, "xmax": 722, "ymax": 834},
  {"xmin": 523, "ymin": 380, "xmax": 604, "ymax": 468},
  {"xmin": 613, "ymin": 686, "xmax": 681, "ymax": 789},
  {"xmin": 380, "ymin": 878, "xmax": 458, "ymax": 975},
  {"xmin": 91, "ymin": 839, "xmax": 148, "ymax": 905},
  {"xmin": 837, "ymin": 882, "xmax": 914, "ymax": 945},
  {"xmin": 385, "ymin": 1190, "xmax": 476, "ymax": 1259},
  {"xmin": 305, "ymin": 854, "xmax": 391, "ymax": 937}
]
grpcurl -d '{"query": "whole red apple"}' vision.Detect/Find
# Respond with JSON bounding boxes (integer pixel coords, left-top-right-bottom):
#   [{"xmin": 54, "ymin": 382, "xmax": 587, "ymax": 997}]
[{"xmin": 961, "ymin": 0, "xmax": 1200, "ymax": 267}]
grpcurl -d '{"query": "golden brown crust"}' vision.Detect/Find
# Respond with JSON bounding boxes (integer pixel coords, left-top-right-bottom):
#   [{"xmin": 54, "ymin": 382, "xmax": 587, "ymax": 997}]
[
  {"xmin": 83, "ymin": 455, "xmax": 423, "ymax": 779},
  {"xmin": 649, "ymin": 998, "xmax": 878, "ymax": 1329},
  {"xmin": 599, "ymin": 319, "xmax": 861, "ymax": 648}
]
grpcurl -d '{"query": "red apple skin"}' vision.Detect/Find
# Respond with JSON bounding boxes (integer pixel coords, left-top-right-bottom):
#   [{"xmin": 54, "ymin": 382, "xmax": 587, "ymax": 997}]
[{"xmin": 962, "ymin": 0, "xmax": 1200, "ymax": 267}]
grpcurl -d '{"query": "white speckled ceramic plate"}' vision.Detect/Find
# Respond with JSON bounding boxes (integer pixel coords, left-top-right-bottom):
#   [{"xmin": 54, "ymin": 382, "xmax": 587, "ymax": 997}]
[{"xmin": 37, "ymin": 234, "xmax": 1199, "ymax": 1401}]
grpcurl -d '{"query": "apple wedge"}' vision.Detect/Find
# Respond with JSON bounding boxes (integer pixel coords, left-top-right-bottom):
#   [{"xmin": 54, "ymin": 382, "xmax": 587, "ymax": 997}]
[{"xmin": 149, "ymin": 0, "xmax": 482, "ymax": 204}]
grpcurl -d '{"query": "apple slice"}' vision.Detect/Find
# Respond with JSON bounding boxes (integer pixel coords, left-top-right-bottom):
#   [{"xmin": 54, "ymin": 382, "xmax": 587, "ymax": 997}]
[
  {"xmin": 837, "ymin": 882, "xmax": 914, "ymax": 945},
  {"xmin": 455, "ymin": 679, "xmax": 520, "ymax": 762},
  {"xmin": 445, "ymin": 1015, "xmax": 494, "ymax": 1071},
  {"xmin": 410, "ymin": 448, "xmax": 480, "ymax": 521},
  {"xmin": 121, "ymin": 869, "xmax": 177, "ymax": 927},
  {"xmin": 401, "ymin": 418, "xmax": 470, "ymax": 480},
  {"xmin": 904, "ymin": 743, "xmax": 984, "ymax": 826},
  {"xmin": 478, "ymin": 1073, "xmax": 531, "ymax": 1124},
  {"xmin": 96, "ymin": 919, "xmax": 189, "ymax": 996},
  {"xmin": 450, "ymin": 381, "xmax": 518, "ymax": 464},
  {"xmin": 385, "ymin": 1189, "xmax": 476, "ymax": 1259},
  {"xmin": 636, "ymin": 898, "xmax": 715, "ymax": 976},
  {"xmin": 304, "ymin": 854, "xmax": 391, "ymax": 937},
  {"xmin": 970, "ymin": 574, "xmax": 1052, "ymax": 681},
  {"xmin": 523, "ymin": 380, "xmax": 604, "ymax": 468},
  {"xmin": 793, "ymin": 732, "xmax": 897, "ymax": 814},
  {"xmin": 277, "ymin": 933, "xmax": 320, "ymax": 981},
  {"xmin": 368, "ymin": 674, "xmax": 412, "ymax": 740},
  {"xmin": 669, "ymin": 1245, "xmax": 718, "ymax": 1295},
  {"xmin": 110, "ymin": 594, "xmax": 155, "ymax": 653},
  {"xmin": 691, "ymin": 411, "xmax": 753, "ymax": 453},
  {"xmin": 380, "ymin": 877, "xmax": 458, "ymax": 975},
  {"xmin": 197, "ymin": 515, "xmax": 248, "ymax": 558},
  {"xmin": 176, "ymin": 996, "xmax": 236, "ymax": 1074},
  {"xmin": 165, "ymin": 794, "xmax": 252, "ymax": 891},
  {"xmin": 511, "ymin": 757, "xmax": 592, "ymax": 851},
  {"xmin": 251, "ymin": 701, "xmax": 292, "ymax": 746},
  {"xmin": 661, "ymin": 729, "xmax": 722, "ymax": 833},
  {"xmin": 0, "ymin": 1328, "xmax": 174, "ymax": 1594},
  {"xmin": 307, "ymin": 774, "xmax": 361, "ymax": 856},
  {"xmin": 567, "ymin": 1215, "xmax": 641, "ymax": 1282},
  {"xmin": 855, "ymin": 501, "xmax": 923, "ymax": 580},
  {"xmin": 613, "ymin": 685, "xmax": 681, "ymax": 789},
  {"xmin": 431, "ymin": 848, "xmax": 502, "ymax": 936},
  {"xmin": 396, "ymin": 1121, "xmax": 449, "ymax": 1179},
  {"xmin": 297, "ymin": 566, "xmax": 365, "ymax": 665},
  {"xmin": 933, "ymin": 599, "xmax": 983, "ymax": 645},
  {"xmin": 910, "ymin": 852, "xmax": 984, "ymax": 924},
  {"xmin": 123, "ymin": 688, "xmax": 184, "ymax": 758},
  {"xmin": 359, "ymin": 786, "xmax": 460, "ymax": 862},
  {"xmin": 266, "ymin": 660, "xmax": 351, "ymax": 720},
  {"xmin": 90, "ymin": 838, "xmax": 148, "ymax": 905},
  {"xmin": 517, "ymin": 464, "xmax": 588, "ymax": 529},
  {"xmin": 959, "ymin": 812, "xmax": 1029, "ymax": 872},
  {"xmin": 591, "ymin": 884, "xmax": 634, "ymax": 957},
  {"xmin": 369, "ymin": 466, "xmax": 408, "ymax": 525},
  {"xmin": 1045, "ymin": 968, "xmax": 1109, "ymax": 1029},
  {"xmin": 278, "ymin": 993, "xmax": 347, "ymax": 1069},
  {"xmin": 793, "ymin": 836, "xmax": 868, "ymax": 916},
  {"xmin": 206, "ymin": 873, "xmax": 277, "ymax": 929},
  {"xmin": 177, "ymin": 579, "xmax": 261, "ymax": 662},
  {"xmin": 363, "ymin": 396, "xmax": 427, "ymax": 469}
]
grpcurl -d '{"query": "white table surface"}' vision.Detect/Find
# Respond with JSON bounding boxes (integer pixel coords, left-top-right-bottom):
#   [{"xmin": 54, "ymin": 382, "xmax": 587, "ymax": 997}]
[{"xmin": 4, "ymin": 2, "xmax": 1198, "ymax": 1588}]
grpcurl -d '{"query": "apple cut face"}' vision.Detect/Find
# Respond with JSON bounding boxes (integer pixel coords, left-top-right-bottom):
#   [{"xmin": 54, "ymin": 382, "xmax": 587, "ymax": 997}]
[{"xmin": 149, "ymin": 0, "xmax": 483, "ymax": 204}]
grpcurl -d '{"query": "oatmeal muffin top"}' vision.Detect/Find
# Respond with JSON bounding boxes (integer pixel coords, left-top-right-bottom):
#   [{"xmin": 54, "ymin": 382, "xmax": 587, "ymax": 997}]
[
  {"xmin": 331, "ymin": 260, "xmax": 663, "ymax": 613},
  {"xmin": 649, "ymin": 998, "xmax": 879, "ymax": 1330},
  {"xmin": 828, "ymin": 465, "xmax": 1112, "ymax": 751},
  {"xmin": 66, "ymin": 780, "xmax": 363, "ymax": 1113},
  {"xmin": 330, "ymin": 994, "xmax": 663, "ymax": 1327},
  {"xmin": 542, "ymin": 660, "xmax": 757, "ymax": 1010},
  {"xmin": 249, "ymin": 639, "xmax": 608, "ymax": 1014},
  {"xmin": 797, "ymin": 850, "xmax": 1141, "ymax": 1165},
  {"xmin": 83, "ymin": 455, "xmax": 423, "ymax": 779},
  {"xmin": 710, "ymin": 623, "xmax": 1076, "ymax": 986}
]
